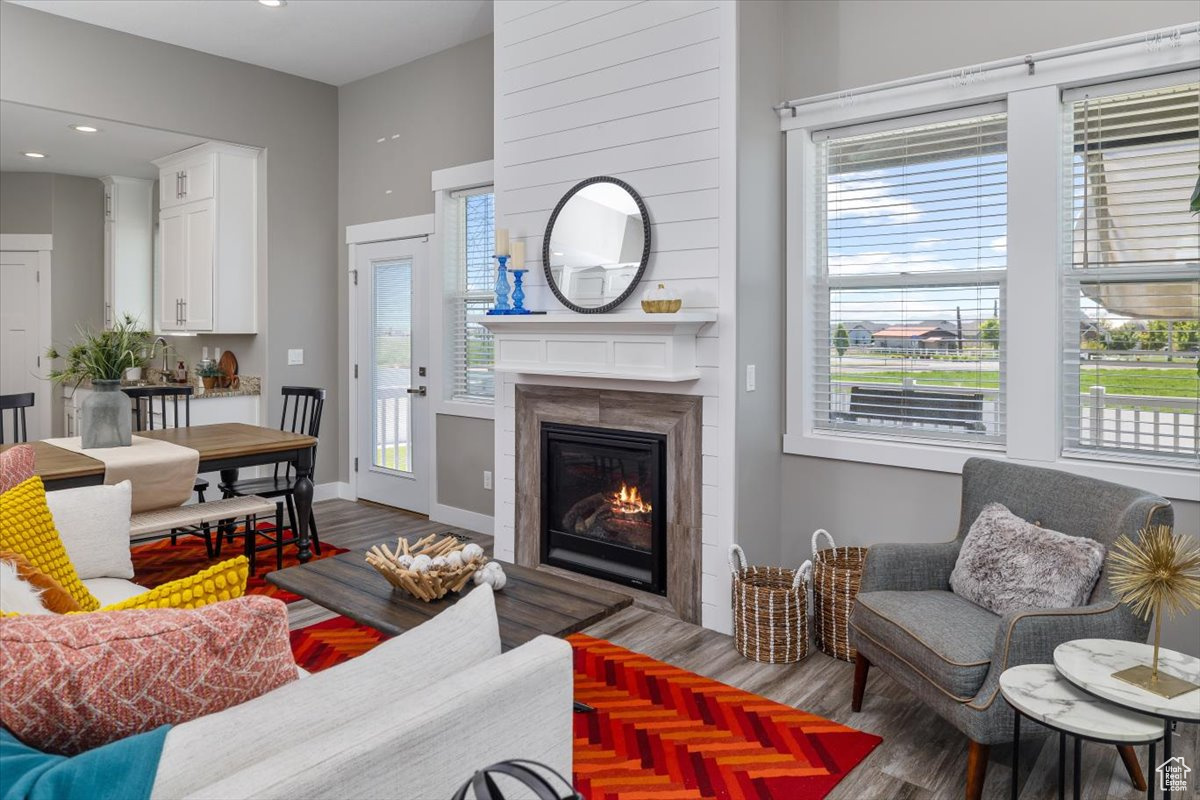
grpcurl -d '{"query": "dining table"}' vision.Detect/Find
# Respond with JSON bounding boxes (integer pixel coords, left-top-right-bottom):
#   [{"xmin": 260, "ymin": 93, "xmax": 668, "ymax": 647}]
[{"xmin": 0, "ymin": 423, "xmax": 320, "ymax": 563}]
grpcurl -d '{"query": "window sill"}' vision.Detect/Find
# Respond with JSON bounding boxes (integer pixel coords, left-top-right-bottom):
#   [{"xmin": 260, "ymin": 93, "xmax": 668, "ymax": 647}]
[
  {"xmin": 435, "ymin": 399, "xmax": 495, "ymax": 421},
  {"xmin": 783, "ymin": 432, "xmax": 1199, "ymax": 503}
]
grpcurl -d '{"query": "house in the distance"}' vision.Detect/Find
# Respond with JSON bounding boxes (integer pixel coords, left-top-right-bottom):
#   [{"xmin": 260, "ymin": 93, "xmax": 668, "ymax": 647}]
[{"xmin": 873, "ymin": 324, "xmax": 959, "ymax": 351}]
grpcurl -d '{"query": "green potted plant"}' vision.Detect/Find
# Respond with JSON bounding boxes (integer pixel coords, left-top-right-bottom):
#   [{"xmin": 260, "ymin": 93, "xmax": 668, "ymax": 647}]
[
  {"xmin": 46, "ymin": 314, "xmax": 154, "ymax": 448},
  {"xmin": 196, "ymin": 361, "xmax": 223, "ymax": 392}
]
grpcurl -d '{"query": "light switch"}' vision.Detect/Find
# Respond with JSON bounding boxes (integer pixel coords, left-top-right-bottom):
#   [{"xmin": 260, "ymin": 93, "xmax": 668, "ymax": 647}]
[
  {"xmin": 288, "ymin": 349, "xmax": 304, "ymax": 366},
  {"xmin": 483, "ymin": 471, "xmax": 493, "ymax": 490},
  {"xmin": 746, "ymin": 364, "xmax": 756, "ymax": 392}
]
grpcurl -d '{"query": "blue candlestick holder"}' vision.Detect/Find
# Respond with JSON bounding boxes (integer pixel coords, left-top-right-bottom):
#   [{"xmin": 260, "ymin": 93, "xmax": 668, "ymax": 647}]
[
  {"xmin": 509, "ymin": 269, "xmax": 532, "ymax": 314},
  {"xmin": 487, "ymin": 255, "xmax": 511, "ymax": 315}
]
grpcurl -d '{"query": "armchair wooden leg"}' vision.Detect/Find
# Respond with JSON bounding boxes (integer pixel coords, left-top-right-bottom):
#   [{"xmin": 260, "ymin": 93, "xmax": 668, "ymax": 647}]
[
  {"xmin": 965, "ymin": 740, "xmax": 989, "ymax": 800},
  {"xmin": 1116, "ymin": 744, "xmax": 1146, "ymax": 791},
  {"xmin": 851, "ymin": 654, "xmax": 870, "ymax": 712}
]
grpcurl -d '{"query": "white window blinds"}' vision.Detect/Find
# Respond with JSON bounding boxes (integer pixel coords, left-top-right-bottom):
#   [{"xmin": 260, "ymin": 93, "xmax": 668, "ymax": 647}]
[
  {"xmin": 444, "ymin": 186, "xmax": 495, "ymax": 403},
  {"xmin": 813, "ymin": 110, "xmax": 1008, "ymax": 446},
  {"xmin": 1062, "ymin": 79, "xmax": 1199, "ymax": 464}
]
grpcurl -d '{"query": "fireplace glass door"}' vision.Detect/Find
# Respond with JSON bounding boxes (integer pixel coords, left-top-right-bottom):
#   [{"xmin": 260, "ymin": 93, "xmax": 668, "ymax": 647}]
[{"xmin": 541, "ymin": 423, "xmax": 666, "ymax": 594}]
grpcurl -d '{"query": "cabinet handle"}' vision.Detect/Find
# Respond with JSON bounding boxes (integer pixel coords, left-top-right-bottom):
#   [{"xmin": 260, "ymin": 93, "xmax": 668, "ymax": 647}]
[
  {"xmin": 105, "ymin": 193, "xmax": 111, "ymax": 217},
  {"xmin": 182, "ymin": 171, "xmax": 188, "ymax": 198},
  {"xmin": 175, "ymin": 172, "xmax": 181, "ymax": 199},
  {"xmin": 181, "ymin": 299, "xmax": 187, "ymax": 325},
  {"xmin": 175, "ymin": 299, "xmax": 181, "ymax": 326}
]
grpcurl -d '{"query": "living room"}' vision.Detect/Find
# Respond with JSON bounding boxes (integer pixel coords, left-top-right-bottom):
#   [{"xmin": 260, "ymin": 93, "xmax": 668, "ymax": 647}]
[{"xmin": 0, "ymin": 1, "xmax": 1197, "ymax": 799}]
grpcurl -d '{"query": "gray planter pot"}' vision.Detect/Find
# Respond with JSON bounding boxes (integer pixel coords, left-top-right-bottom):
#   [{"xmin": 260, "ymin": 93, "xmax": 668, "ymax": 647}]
[{"xmin": 80, "ymin": 379, "xmax": 132, "ymax": 448}]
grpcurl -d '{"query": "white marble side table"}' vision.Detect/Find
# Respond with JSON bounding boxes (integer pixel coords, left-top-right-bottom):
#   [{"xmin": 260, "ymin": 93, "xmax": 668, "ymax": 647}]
[
  {"xmin": 1055, "ymin": 639, "xmax": 1200, "ymax": 800},
  {"xmin": 1001, "ymin": 665, "xmax": 1162, "ymax": 800}
]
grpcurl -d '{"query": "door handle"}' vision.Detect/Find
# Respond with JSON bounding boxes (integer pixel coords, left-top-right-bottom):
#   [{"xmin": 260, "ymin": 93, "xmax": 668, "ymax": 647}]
[{"xmin": 406, "ymin": 386, "xmax": 427, "ymax": 397}]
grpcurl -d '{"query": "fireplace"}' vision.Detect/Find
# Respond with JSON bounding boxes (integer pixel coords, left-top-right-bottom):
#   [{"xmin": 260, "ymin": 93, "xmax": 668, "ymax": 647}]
[{"xmin": 540, "ymin": 422, "xmax": 667, "ymax": 594}]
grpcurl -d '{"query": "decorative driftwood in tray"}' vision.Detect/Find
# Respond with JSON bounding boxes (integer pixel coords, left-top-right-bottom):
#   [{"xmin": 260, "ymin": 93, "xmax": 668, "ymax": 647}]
[{"xmin": 365, "ymin": 533, "xmax": 487, "ymax": 602}]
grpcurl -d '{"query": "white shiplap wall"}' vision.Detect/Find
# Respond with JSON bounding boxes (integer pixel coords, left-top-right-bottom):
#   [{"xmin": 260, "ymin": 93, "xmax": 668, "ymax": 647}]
[{"xmin": 493, "ymin": 0, "xmax": 737, "ymax": 632}]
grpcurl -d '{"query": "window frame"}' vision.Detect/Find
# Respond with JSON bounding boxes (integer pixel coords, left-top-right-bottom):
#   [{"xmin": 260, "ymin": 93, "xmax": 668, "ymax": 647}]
[
  {"xmin": 782, "ymin": 38, "xmax": 1199, "ymax": 502},
  {"xmin": 432, "ymin": 160, "xmax": 496, "ymax": 420}
]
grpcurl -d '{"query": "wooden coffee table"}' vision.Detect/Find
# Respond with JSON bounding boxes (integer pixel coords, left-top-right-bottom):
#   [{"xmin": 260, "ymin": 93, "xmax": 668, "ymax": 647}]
[{"xmin": 267, "ymin": 551, "xmax": 633, "ymax": 651}]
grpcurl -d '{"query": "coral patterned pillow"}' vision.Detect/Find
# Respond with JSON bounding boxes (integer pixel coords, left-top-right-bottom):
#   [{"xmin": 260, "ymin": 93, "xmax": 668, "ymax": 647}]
[
  {"xmin": 0, "ymin": 444, "xmax": 35, "ymax": 494},
  {"xmin": 0, "ymin": 477, "xmax": 99, "ymax": 611},
  {"xmin": 0, "ymin": 595, "xmax": 297, "ymax": 754}
]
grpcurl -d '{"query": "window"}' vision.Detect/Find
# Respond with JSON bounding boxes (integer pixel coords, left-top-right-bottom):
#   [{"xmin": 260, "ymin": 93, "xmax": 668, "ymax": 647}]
[
  {"xmin": 813, "ymin": 111, "xmax": 1007, "ymax": 446},
  {"xmin": 1062, "ymin": 81, "xmax": 1199, "ymax": 464},
  {"xmin": 445, "ymin": 186, "xmax": 495, "ymax": 402}
]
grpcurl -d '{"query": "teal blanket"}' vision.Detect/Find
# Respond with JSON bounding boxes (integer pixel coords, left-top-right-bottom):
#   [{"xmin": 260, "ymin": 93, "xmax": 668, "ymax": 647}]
[{"xmin": 0, "ymin": 726, "xmax": 170, "ymax": 800}]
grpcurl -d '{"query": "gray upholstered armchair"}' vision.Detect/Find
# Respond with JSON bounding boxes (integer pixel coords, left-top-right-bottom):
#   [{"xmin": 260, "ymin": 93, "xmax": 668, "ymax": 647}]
[{"xmin": 849, "ymin": 458, "xmax": 1172, "ymax": 800}]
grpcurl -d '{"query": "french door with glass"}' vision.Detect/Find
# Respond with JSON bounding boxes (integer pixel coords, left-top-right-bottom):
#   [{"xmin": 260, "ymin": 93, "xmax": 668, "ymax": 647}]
[{"xmin": 355, "ymin": 238, "xmax": 429, "ymax": 511}]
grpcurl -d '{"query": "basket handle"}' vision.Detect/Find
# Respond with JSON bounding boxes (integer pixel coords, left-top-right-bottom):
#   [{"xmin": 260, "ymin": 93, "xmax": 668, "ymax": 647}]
[
  {"xmin": 792, "ymin": 559, "xmax": 812, "ymax": 591},
  {"xmin": 728, "ymin": 544, "xmax": 748, "ymax": 574},
  {"xmin": 812, "ymin": 528, "xmax": 836, "ymax": 555}
]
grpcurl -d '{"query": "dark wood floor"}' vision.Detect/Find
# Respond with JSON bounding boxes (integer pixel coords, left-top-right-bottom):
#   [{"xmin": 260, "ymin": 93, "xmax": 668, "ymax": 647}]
[{"xmin": 310, "ymin": 498, "xmax": 1195, "ymax": 800}]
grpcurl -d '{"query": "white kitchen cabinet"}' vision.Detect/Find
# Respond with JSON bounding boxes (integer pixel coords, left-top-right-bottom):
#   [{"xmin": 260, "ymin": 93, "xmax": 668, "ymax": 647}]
[
  {"xmin": 158, "ymin": 152, "xmax": 214, "ymax": 209},
  {"xmin": 153, "ymin": 143, "xmax": 258, "ymax": 334},
  {"xmin": 157, "ymin": 201, "xmax": 214, "ymax": 332},
  {"xmin": 101, "ymin": 177, "xmax": 154, "ymax": 330}
]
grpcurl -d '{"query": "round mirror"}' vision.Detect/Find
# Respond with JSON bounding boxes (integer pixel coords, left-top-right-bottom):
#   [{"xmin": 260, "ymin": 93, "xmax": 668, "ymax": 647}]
[{"xmin": 542, "ymin": 176, "xmax": 651, "ymax": 313}]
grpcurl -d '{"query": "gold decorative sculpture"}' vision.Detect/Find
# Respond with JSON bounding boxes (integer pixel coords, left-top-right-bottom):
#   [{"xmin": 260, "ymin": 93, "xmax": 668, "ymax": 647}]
[{"xmin": 1107, "ymin": 525, "xmax": 1200, "ymax": 698}]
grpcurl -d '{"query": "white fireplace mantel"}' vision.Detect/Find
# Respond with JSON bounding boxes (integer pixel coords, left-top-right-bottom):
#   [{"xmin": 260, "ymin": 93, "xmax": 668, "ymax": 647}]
[{"xmin": 475, "ymin": 311, "xmax": 717, "ymax": 382}]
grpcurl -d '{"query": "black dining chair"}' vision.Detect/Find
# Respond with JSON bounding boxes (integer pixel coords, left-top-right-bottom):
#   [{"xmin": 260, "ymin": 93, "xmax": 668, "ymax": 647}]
[
  {"xmin": 0, "ymin": 393, "xmax": 35, "ymax": 444},
  {"xmin": 219, "ymin": 386, "xmax": 325, "ymax": 570},
  {"xmin": 123, "ymin": 385, "xmax": 213, "ymax": 552}
]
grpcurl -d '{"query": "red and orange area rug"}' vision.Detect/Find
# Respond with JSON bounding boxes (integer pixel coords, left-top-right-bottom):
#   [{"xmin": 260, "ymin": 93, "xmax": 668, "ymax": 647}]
[
  {"xmin": 130, "ymin": 539, "xmax": 880, "ymax": 799},
  {"xmin": 570, "ymin": 634, "xmax": 881, "ymax": 800}
]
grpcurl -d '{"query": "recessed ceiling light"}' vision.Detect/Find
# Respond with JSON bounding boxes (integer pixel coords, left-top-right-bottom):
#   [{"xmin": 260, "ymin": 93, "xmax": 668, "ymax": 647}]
[
  {"xmin": 70, "ymin": 124, "xmax": 100, "ymax": 133},
  {"xmin": 258, "ymin": 0, "xmax": 286, "ymax": 7},
  {"xmin": 23, "ymin": 152, "xmax": 46, "ymax": 159}
]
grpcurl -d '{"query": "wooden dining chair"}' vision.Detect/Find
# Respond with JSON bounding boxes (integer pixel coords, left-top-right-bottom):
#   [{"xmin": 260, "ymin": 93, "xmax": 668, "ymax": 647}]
[
  {"xmin": 219, "ymin": 386, "xmax": 325, "ymax": 570},
  {"xmin": 0, "ymin": 393, "xmax": 35, "ymax": 444}
]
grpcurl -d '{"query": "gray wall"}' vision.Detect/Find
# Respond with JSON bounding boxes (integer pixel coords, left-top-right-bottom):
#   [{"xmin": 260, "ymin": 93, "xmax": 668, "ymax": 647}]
[
  {"xmin": 772, "ymin": 0, "xmax": 1200, "ymax": 655},
  {"xmin": 0, "ymin": 171, "xmax": 104, "ymax": 435},
  {"xmin": 734, "ymin": 0, "xmax": 784, "ymax": 566},
  {"xmin": 48, "ymin": 175, "xmax": 104, "ymax": 435},
  {"xmin": 1, "ymin": 2, "xmax": 340, "ymax": 482},
  {"xmin": 338, "ymin": 35, "xmax": 494, "ymax": 514},
  {"xmin": 435, "ymin": 414, "xmax": 495, "ymax": 516},
  {"xmin": 0, "ymin": 172, "xmax": 53, "ymax": 233}
]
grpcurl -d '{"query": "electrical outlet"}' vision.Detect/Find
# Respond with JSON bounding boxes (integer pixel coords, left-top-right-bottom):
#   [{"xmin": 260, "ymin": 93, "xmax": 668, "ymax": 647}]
[
  {"xmin": 746, "ymin": 364, "xmax": 757, "ymax": 392},
  {"xmin": 287, "ymin": 349, "xmax": 304, "ymax": 366},
  {"xmin": 483, "ymin": 470, "xmax": 493, "ymax": 490}
]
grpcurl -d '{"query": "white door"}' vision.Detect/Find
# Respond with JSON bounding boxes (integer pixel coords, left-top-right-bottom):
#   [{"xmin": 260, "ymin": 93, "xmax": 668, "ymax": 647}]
[
  {"xmin": 0, "ymin": 251, "xmax": 47, "ymax": 441},
  {"xmin": 355, "ymin": 238, "xmax": 429, "ymax": 511},
  {"xmin": 182, "ymin": 200, "xmax": 214, "ymax": 331},
  {"xmin": 158, "ymin": 206, "xmax": 186, "ymax": 331}
]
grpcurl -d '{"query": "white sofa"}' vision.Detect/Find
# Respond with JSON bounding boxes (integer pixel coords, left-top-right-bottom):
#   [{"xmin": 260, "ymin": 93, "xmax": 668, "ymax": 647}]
[{"xmin": 95, "ymin": 583, "xmax": 572, "ymax": 799}]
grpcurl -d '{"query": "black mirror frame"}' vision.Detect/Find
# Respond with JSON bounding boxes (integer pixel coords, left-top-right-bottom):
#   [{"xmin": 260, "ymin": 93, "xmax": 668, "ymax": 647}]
[{"xmin": 541, "ymin": 176, "xmax": 651, "ymax": 314}]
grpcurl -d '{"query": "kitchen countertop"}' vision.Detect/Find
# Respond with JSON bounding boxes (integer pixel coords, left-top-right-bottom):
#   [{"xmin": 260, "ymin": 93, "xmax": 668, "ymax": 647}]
[{"xmin": 64, "ymin": 374, "xmax": 261, "ymax": 399}]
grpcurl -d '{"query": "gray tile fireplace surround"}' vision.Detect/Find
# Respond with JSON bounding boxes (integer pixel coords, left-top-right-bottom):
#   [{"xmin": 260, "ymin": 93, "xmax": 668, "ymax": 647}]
[{"xmin": 514, "ymin": 385, "xmax": 702, "ymax": 624}]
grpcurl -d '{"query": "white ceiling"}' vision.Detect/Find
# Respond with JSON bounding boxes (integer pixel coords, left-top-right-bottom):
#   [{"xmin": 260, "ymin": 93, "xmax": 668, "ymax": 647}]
[
  {"xmin": 9, "ymin": 0, "xmax": 493, "ymax": 86},
  {"xmin": 0, "ymin": 102, "xmax": 206, "ymax": 178}
]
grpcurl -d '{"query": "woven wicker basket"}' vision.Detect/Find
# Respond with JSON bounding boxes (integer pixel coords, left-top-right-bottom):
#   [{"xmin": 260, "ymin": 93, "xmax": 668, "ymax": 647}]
[
  {"xmin": 729, "ymin": 545, "xmax": 812, "ymax": 664},
  {"xmin": 811, "ymin": 529, "xmax": 868, "ymax": 662}
]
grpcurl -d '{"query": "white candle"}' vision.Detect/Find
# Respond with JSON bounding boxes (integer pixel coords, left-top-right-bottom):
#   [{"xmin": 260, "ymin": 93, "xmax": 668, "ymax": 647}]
[
  {"xmin": 495, "ymin": 228, "xmax": 510, "ymax": 256},
  {"xmin": 510, "ymin": 239, "xmax": 525, "ymax": 269}
]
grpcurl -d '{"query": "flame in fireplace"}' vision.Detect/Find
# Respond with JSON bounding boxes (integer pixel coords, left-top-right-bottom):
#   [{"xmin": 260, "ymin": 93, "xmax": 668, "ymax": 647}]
[{"xmin": 610, "ymin": 483, "xmax": 652, "ymax": 515}]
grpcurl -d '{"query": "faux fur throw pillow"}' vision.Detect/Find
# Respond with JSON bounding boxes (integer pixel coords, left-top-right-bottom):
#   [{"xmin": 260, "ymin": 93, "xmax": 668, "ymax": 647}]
[{"xmin": 950, "ymin": 502, "xmax": 1106, "ymax": 616}]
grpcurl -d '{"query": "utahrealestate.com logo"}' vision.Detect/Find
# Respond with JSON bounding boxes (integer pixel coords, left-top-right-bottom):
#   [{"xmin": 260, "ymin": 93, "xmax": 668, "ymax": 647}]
[{"xmin": 1157, "ymin": 756, "xmax": 1191, "ymax": 792}]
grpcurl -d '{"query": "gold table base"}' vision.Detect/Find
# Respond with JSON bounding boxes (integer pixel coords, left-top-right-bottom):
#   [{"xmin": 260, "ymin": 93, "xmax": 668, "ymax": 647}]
[{"xmin": 1111, "ymin": 664, "xmax": 1200, "ymax": 699}]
